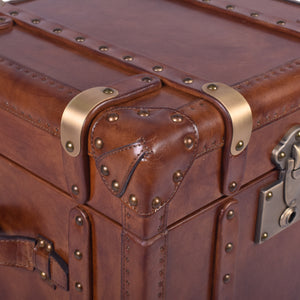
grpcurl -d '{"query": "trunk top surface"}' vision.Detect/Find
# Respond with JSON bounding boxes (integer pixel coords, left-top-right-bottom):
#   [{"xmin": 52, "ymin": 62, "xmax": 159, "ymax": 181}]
[{"xmin": 6, "ymin": 0, "xmax": 300, "ymax": 85}]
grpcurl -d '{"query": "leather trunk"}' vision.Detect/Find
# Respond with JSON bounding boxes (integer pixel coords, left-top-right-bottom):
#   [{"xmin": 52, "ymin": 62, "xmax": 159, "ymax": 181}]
[{"xmin": 0, "ymin": 0, "xmax": 299, "ymax": 299}]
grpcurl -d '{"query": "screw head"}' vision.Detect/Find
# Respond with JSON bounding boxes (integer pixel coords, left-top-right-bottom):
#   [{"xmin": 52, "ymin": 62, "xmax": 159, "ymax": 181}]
[
  {"xmin": 227, "ymin": 210, "xmax": 235, "ymax": 220},
  {"xmin": 153, "ymin": 65, "xmax": 163, "ymax": 72},
  {"xmin": 38, "ymin": 240, "xmax": 45, "ymax": 248},
  {"xmin": 66, "ymin": 141, "xmax": 74, "ymax": 153},
  {"xmin": 226, "ymin": 5, "xmax": 235, "ymax": 10},
  {"xmin": 99, "ymin": 45, "xmax": 109, "ymax": 52},
  {"xmin": 142, "ymin": 77, "xmax": 153, "ymax": 83},
  {"xmin": 75, "ymin": 216, "xmax": 83, "ymax": 226},
  {"xmin": 171, "ymin": 114, "xmax": 183, "ymax": 123},
  {"xmin": 9, "ymin": 11, "xmax": 19, "ymax": 16},
  {"xmin": 207, "ymin": 84, "xmax": 218, "ymax": 91},
  {"xmin": 266, "ymin": 191, "xmax": 273, "ymax": 200},
  {"xmin": 75, "ymin": 36, "xmax": 85, "ymax": 42},
  {"xmin": 75, "ymin": 282, "xmax": 83, "ymax": 292},
  {"xmin": 129, "ymin": 195, "xmax": 138, "ymax": 207},
  {"xmin": 261, "ymin": 232, "xmax": 268, "ymax": 241},
  {"xmin": 183, "ymin": 78, "xmax": 193, "ymax": 84},
  {"xmin": 53, "ymin": 28, "xmax": 62, "ymax": 33},
  {"xmin": 137, "ymin": 110, "xmax": 150, "ymax": 117},
  {"xmin": 250, "ymin": 12, "xmax": 259, "ymax": 17},
  {"xmin": 71, "ymin": 185, "xmax": 80, "ymax": 195},
  {"xmin": 152, "ymin": 197, "xmax": 162, "ymax": 209},
  {"xmin": 46, "ymin": 244, "xmax": 52, "ymax": 253},
  {"xmin": 123, "ymin": 55, "xmax": 134, "ymax": 61},
  {"xmin": 107, "ymin": 113, "xmax": 119, "ymax": 122},
  {"xmin": 40, "ymin": 272, "xmax": 47, "ymax": 280},
  {"xmin": 103, "ymin": 88, "xmax": 114, "ymax": 95},
  {"xmin": 112, "ymin": 180, "xmax": 120, "ymax": 192},
  {"xmin": 173, "ymin": 170, "xmax": 184, "ymax": 183},
  {"xmin": 225, "ymin": 243, "xmax": 234, "ymax": 253},
  {"xmin": 100, "ymin": 165, "xmax": 109, "ymax": 176},
  {"xmin": 223, "ymin": 274, "xmax": 231, "ymax": 284},
  {"xmin": 31, "ymin": 19, "xmax": 40, "ymax": 24},
  {"xmin": 278, "ymin": 151, "xmax": 286, "ymax": 160},
  {"xmin": 277, "ymin": 20, "xmax": 286, "ymax": 26},
  {"xmin": 74, "ymin": 249, "xmax": 82, "ymax": 260},
  {"xmin": 184, "ymin": 136, "xmax": 194, "ymax": 149},
  {"xmin": 95, "ymin": 138, "xmax": 104, "ymax": 149},
  {"xmin": 229, "ymin": 181, "xmax": 238, "ymax": 192},
  {"xmin": 235, "ymin": 140, "xmax": 244, "ymax": 151}
]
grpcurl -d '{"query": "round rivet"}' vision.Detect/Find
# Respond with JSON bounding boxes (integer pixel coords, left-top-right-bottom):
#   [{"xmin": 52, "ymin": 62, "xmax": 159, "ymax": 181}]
[
  {"xmin": 9, "ymin": 11, "xmax": 19, "ymax": 16},
  {"xmin": 277, "ymin": 20, "xmax": 286, "ymax": 26},
  {"xmin": 153, "ymin": 65, "xmax": 163, "ymax": 72},
  {"xmin": 229, "ymin": 181, "xmax": 238, "ymax": 192},
  {"xmin": 75, "ymin": 36, "xmax": 85, "ymax": 42},
  {"xmin": 38, "ymin": 240, "xmax": 45, "ymax": 248},
  {"xmin": 227, "ymin": 210, "xmax": 235, "ymax": 220},
  {"xmin": 40, "ymin": 272, "xmax": 47, "ymax": 280},
  {"xmin": 173, "ymin": 170, "xmax": 183, "ymax": 183},
  {"xmin": 75, "ymin": 216, "xmax": 83, "ymax": 226},
  {"xmin": 207, "ymin": 84, "xmax": 218, "ymax": 91},
  {"xmin": 53, "ymin": 28, "xmax": 62, "ymax": 33},
  {"xmin": 183, "ymin": 77, "xmax": 193, "ymax": 84},
  {"xmin": 250, "ymin": 12, "xmax": 259, "ymax": 17},
  {"xmin": 123, "ymin": 55, "xmax": 134, "ymax": 61},
  {"xmin": 129, "ymin": 194, "xmax": 138, "ymax": 207},
  {"xmin": 278, "ymin": 151, "xmax": 286, "ymax": 160},
  {"xmin": 107, "ymin": 113, "xmax": 119, "ymax": 122},
  {"xmin": 226, "ymin": 5, "xmax": 235, "ymax": 10},
  {"xmin": 184, "ymin": 136, "xmax": 194, "ymax": 149},
  {"xmin": 46, "ymin": 244, "xmax": 52, "ymax": 253},
  {"xmin": 101, "ymin": 165, "xmax": 109, "ymax": 176},
  {"xmin": 266, "ymin": 191, "xmax": 273, "ymax": 200},
  {"xmin": 137, "ymin": 110, "xmax": 150, "ymax": 117},
  {"xmin": 66, "ymin": 141, "xmax": 74, "ymax": 153},
  {"xmin": 112, "ymin": 180, "xmax": 120, "ymax": 192},
  {"xmin": 72, "ymin": 185, "xmax": 80, "ymax": 195},
  {"xmin": 295, "ymin": 131, "xmax": 300, "ymax": 141},
  {"xmin": 171, "ymin": 114, "xmax": 183, "ymax": 123},
  {"xmin": 75, "ymin": 282, "xmax": 83, "ymax": 292},
  {"xmin": 261, "ymin": 232, "xmax": 268, "ymax": 241},
  {"xmin": 142, "ymin": 77, "xmax": 153, "ymax": 83},
  {"xmin": 31, "ymin": 19, "xmax": 40, "ymax": 24},
  {"xmin": 103, "ymin": 88, "xmax": 114, "ymax": 94},
  {"xmin": 235, "ymin": 140, "xmax": 244, "ymax": 151},
  {"xmin": 95, "ymin": 138, "xmax": 104, "ymax": 149},
  {"xmin": 74, "ymin": 249, "xmax": 82, "ymax": 260},
  {"xmin": 0, "ymin": 18, "xmax": 6, "ymax": 22},
  {"xmin": 225, "ymin": 243, "xmax": 234, "ymax": 253},
  {"xmin": 152, "ymin": 197, "xmax": 162, "ymax": 209},
  {"xmin": 223, "ymin": 274, "xmax": 231, "ymax": 284},
  {"xmin": 99, "ymin": 45, "xmax": 109, "ymax": 52}
]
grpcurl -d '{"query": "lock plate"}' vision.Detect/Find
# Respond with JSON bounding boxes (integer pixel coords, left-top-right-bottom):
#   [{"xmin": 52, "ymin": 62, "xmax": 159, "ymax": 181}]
[{"xmin": 255, "ymin": 126, "xmax": 300, "ymax": 244}]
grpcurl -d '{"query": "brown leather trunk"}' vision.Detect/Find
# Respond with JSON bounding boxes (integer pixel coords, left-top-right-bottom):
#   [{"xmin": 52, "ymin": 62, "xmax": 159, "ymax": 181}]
[{"xmin": 0, "ymin": 0, "xmax": 299, "ymax": 299}]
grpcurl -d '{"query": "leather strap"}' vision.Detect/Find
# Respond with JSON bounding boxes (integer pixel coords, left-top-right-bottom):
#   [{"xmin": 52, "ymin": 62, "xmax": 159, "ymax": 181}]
[{"xmin": 0, "ymin": 236, "xmax": 69, "ymax": 290}]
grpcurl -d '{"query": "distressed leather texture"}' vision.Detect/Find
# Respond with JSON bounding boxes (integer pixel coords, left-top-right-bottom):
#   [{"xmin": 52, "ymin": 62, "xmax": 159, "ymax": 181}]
[{"xmin": 0, "ymin": 0, "xmax": 299, "ymax": 299}]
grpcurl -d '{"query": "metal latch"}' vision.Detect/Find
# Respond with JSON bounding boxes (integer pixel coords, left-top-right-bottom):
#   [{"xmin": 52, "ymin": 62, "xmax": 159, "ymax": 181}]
[{"xmin": 255, "ymin": 126, "xmax": 300, "ymax": 243}]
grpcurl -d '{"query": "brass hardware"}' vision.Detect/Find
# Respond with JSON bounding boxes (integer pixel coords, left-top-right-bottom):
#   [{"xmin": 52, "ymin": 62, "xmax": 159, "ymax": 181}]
[
  {"xmin": 256, "ymin": 126, "xmax": 300, "ymax": 243},
  {"xmin": 226, "ymin": 5, "xmax": 235, "ymax": 10},
  {"xmin": 229, "ymin": 181, "xmax": 237, "ymax": 192},
  {"xmin": 53, "ymin": 28, "xmax": 62, "ymax": 33},
  {"xmin": 223, "ymin": 274, "xmax": 231, "ymax": 284},
  {"xmin": 202, "ymin": 82, "xmax": 253, "ymax": 156},
  {"xmin": 61, "ymin": 87, "xmax": 118, "ymax": 157},
  {"xmin": 225, "ymin": 243, "xmax": 233, "ymax": 253},
  {"xmin": 183, "ymin": 78, "xmax": 193, "ymax": 84},
  {"xmin": 71, "ymin": 185, "xmax": 79, "ymax": 195},
  {"xmin": 38, "ymin": 239, "xmax": 45, "ymax": 248},
  {"xmin": 0, "ymin": 17, "xmax": 6, "ymax": 22},
  {"xmin": 123, "ymin": 56, "xmax": 133, "ymax": 61},
  {"xmin": 103, "ymin": 88, "xmax": 114, "ymax": 94},
  {"xmin": 142, "ymin": 77, "xmax": 153, "ymax": 83},
  {"xmin": 173, "ymin": 170, "xmax": 183, "ymax": 183},
  {"xmin": 171, "ymin": 114, "xmax": 183, "ymax": 123},
  {"xmin": 9, "ymin": 11, "xmax": 19, "ymax": 16},
  {"xmin": 153, "ymin": 65, "xmax": 163, "ymax": 72},
  {"xmin": 250, "ymin": 12, "xmax": 259, "ymax": 17},
  {"xmin": 75, "ymin": 216, "xmax": 83, "ymax": 226},
  {"xmin": 296, "ymin": 131, "xmax": 300, "ymax": 140},
  {"xmin": 112, "ymin": 180, "xmax": 120, "ymax": 192},
  {"xmin": 137, "ymin": 110, "xmax": 150, "ymax": 117},
  {"xmin": 74, "ymin": 249, "xmax": 82, "ymax": 260},
  {"xmin": 95, "ymin": 138, "xmax": 104, "ymax": 149},
  {"xmin": 107, "ymin": 113, "xmax": 119, "ymax": 122},
  {"xmin": 129, "ymin": 195, "xmax": 138, "ymax": 207},
  {"xmin": 152, "ymin": 197, "xmax": 162, "ymax": 209},
  {"xmin": 40, "ymin": 272, "xmax": 47, "ymax": 280},
  {"xmin": 101, "ymin": 165, "xmax": 109, "ymax": 176},
  {"xmin": 227, "ymin": 210, "xmax": 235, "ymax": 220},
  {"xmin": 184, "ymin": 136, "xmax": 194, "ymax": 149},
  {"xmin": 99, "ymin": 46, "xmax": 109, "ymax": 51},
  {"xmin": 75, "ymin": 36, "xmax": 85, "ymax": 42},
  {"xmin": 31, "ymin": 19, "xmax": 40, "ymax": 24},
  {"xmin": 235, "ymin": 140, "xmax": 244, "ymax": 151},
  {"xmin": 75, "ymin": 282, "xmax": 83, "ymax": 292},
  {"xmin": 277, "ymin": 20, "xmax": 286, "ymax": 26},
  {"xmin": 46, "ymin": 244, "xmax": 52, "ymax": 253}
]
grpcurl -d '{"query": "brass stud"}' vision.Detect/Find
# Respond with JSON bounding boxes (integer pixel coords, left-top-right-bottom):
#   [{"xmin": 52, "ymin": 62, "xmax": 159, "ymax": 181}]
[
  {"xmin": 75, "ymin": 282, "xmax": 83, "ymax": 292},
  {"xmin": 235, "ymin": 140, "xmax": 244, "ymax": 151},
  {"xmin": 99, "ymin": 45, "xmax": 109, "ymax": 52},
  {"xmin": 173, "ymin": 170, "xmax": 183, "ymax": 183},
  {"xmin": 152, "ymin": 197, "xmax": 162, "ymax": 209},
  {"xmin": 38, "ymin": 240, "xmax": 45, "ymax": 248},
  {"xmin": 75, "ymin": 36, "xmax": 85, "ymax": 42},
  {"xmin": 296, "ymin": 131, "xmax": 300, "ymax": 141},
  {"xmin": 183, "ymin": 78, "xmax": 193, "ymax": 84},
  {"xmin": 123, "ymin": 55, "xmax": 134, "ymax": 61},
  {"xmin": 40, "ymin": 272, "xmax": 47, "ymax": 280},
  {"xmin": 261, "ymin": 232, "xmax": 268, "ymax": 241},
  {"xmin": 66, "ymin": 141, "xmax": 74, "ymax": 153},
  {"xmin": 142, "ymin": 77, "xmax": 153, "ymax": 83},
  {"xmin": 277, "ymin": 20, "xmax": 286, "ymax": 26},
  {"xmin": 225, "ymin": 243, "xmax": 234, "ymax": 253},
  {"xmin": 184, "ymin": 136, "xmax": 194, "ymax": 149},
  {"xmin": 74, "ymin": 249, "xmax": 82, "ymax": 260},
  {"xmin": 46, "ymin": 244, "xmax": 52, "ymax": 253},
  {"xmin": 107, "ymin": 113, "xmax": 119, "ymax": 122},
  {"xmin": 226, "ymin": 5, "xmax": 235, "ymax": 10},
  {"xmin": 129, "ymin": 194, "xmax": 138, "ymax": 207},
  {"xmin": 9, "ymin": 11, "xmax": 19, "ymax": 16},
  {"xmin": 250, "ymin": 12, "xmax": 259, "ymax": 17},
  {"xmin": 229, "ymin": 181, "xmax": 237, "ymax": 192},
  {"xmin": 223, "ymin": 274, "xmax": 231, "ymax": 284},
  {"xmin": 112, "ymin": 180, "xmax": 120, "ymax": 192},
  {"xmin": 202, "ymin": 0, "xmax": 210, "ymax": 2},
  {"xmin": 95, "ymin": 138, "xmax": 104, "ymax": 149},
  {"xmin": 266, "ymin": 191, "xmax": 273, "ymax": 200},
  {"xmin": 31, "ymin": 19, "xmax": 40, "ymax": 24},
  {"xmin": 137, "ymin": 110, "xmax": 150, "ymax": 117},
  {"xmin": 207, "ymin": 83, "xmax": 218, "ymax": 91},
  {"xmin": 153, "ymin": 65, "xmax": 163, "ymax": 72},
  {"xmin": 103, "ymin": 88, "xmax": 114, "ymax": 95},
  {"xmin": 53, "ymin": 28, "xmax": 62, "ymax": 33},
  {"xmin": 227, "ymin": 210, "xmax": 235, "ymax": 220},
  {"xmin": 100, "ymin": 165, "xmax": 109, "ymax": 176},
  {"xmin": 0, "ymin": 18, "xmax": 6, "ymax": 22},
  {"xmin": 75, "ymin": 216, "xmax": 83, "ymax": 226},
  {"xmin": 171, "ymin": 114, "xmax": 183, "ymax": 123},
  {"xmin": 278, "ymin": 151, "xmax": 286, "ymax": 160},
  {"xmin": 71, "ymin": 185, "xmax": 80, "ymax": 195}
]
